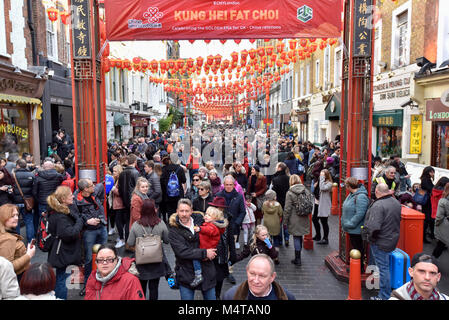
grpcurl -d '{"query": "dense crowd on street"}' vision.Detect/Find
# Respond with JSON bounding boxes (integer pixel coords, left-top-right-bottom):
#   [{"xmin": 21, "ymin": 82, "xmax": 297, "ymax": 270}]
[{"xmin": 0, "ymin": 125, "xmax": 448, "ymax": 301}]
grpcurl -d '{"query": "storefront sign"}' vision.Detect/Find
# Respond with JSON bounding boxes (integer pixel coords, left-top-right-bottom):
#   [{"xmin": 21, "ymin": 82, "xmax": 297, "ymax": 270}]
[
  {"xmin": 298, "ymin": 114, "xmax": 308, "ymax": 123},
  {"xmin": 0, "ymin": 123, "xmax": 29, "ymax": 139},
  {"xmin": 131, "ymin": 118, "xmax": 149, "ymax": 127},
  {"xmin": 71, "ymin": 0, "xmax": 92, "ymax": 58},
  {"xmin": 105, "ymin": 0, "xmax": 342, "ymax": 41},
  {"xmin": 373, "ymin": 110, "xmax": 403, "ymax": 127},
  {"xmin": 353, "ymin": 0, "xmax": 373, "ymax": 57},
  {"xmin": 373, "ymin": 77, "xmax": 411, "ymax": 101},
  {"xmin": 426, "ymin": 99, "xmax": 449, "ymax": 121},
  {"xmin": 0, "ymin": 78, "xmax": 36, "ymax": 95},
  {"xmin": 409, "ymin": 114, "xmax": 422, "ymax": 154}
]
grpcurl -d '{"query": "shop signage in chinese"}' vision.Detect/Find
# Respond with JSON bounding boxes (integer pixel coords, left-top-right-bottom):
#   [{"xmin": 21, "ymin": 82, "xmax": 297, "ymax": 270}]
[
  {"xmin": 353, "ymin": 0, "xmax": 373, "ymax": 57},
  {"xmin": 426, "ymin": 99, "xmax": 449, "ymax": 121},
  {"xmin": 409, "ymin": 114, "xmax": 422, "ymax": 154},
  {"xmin": 71, "ymin": 0, "xmax": 91, "ymax": 59},
  {"xmin": 131, "ymin": 118, "xmax": 149, "ymax": 127},
  {"xmin": 104, "ymin": 0, "xmax": 342, "ymax": 41},
  {"xmin": 373, "ymin": 110, "xmax": 403, "ymax": 127},
  {"xmin": 0, "ymin": 78, "xmax": 36, "ymax": 95}
]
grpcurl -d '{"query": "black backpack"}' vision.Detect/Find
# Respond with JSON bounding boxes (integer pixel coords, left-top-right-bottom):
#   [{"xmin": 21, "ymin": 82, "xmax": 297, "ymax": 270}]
[{"xmin": 36, "ymin": 212, "xmax": 56, "ymax": 252}]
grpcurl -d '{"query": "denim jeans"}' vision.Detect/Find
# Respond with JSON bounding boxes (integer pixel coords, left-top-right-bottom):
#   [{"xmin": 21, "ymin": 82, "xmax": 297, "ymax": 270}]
[
  {"xmin": 55, "ymin": 267, "xmax": 69, "ymax": 300},
  {"xmin": 293, "ymin": 236, "xmax": 303, "ymax": 251},
  {"xmin": 370, "ymin": 244, "xmax": 392, "ymax": 300},
  {"xmin": 179, "ymin": 284, "xmax": 216, "ymax": 300},
  {"xmin": 282, "ymin": 224, "xmax": 290, "ymax": 243},
  {"xmin": 83, "ymin": 226, "xmax": 108, "ymax": 285},
  {"xmin": 17, "ymin": 204, "xmax": 35, "ymax": 243},
  {"xmin": 192, "ymin": 260, "xmax": 202, "ymax": 274}
]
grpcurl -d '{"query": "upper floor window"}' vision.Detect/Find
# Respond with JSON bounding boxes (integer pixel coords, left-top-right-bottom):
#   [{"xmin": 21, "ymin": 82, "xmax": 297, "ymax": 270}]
[
  {"xmin": 0, "ymin": 0, "xmax": 7, "ymax": 56},
  {"xmin": 334, "ymin": 48, "xmax": 342, "ymax": 86},
  {"xmin": 437, "ymin": 1, "xmax": 449, "ymax": 67},
  {"xmin": 391, "ymin": 2, "xmax": 411, "ymax": 69},
  {"xmin": 315, "ymin": 60, "xmax": 320, "ymax": 88},
  {"xmin": 46, "ymin": 17, "xmax": 58, "ymax": 61}
]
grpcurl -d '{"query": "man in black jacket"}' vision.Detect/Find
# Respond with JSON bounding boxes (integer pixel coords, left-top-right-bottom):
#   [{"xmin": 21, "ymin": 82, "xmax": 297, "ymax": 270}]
[
  {"xmin": 33, "ymin": 160, "xmax": 64, "ymax": 217},
  {"xmin": 168, "ymin": 198, "xmax": 217, "ymax": 300},
  {"xmin": 12, "ymin": 159, "xmax": 36, "ymax": 243}
]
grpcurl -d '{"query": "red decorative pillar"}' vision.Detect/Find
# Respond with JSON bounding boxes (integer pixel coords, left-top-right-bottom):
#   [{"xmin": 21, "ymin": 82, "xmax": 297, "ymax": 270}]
[{"xmin": 303, "ymin": 214, "xmax": 314, "ymax": 250}]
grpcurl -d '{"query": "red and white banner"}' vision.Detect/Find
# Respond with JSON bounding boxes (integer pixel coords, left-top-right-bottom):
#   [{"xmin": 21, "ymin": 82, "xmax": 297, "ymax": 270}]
[{"xmin": 105, "ymin": 0, "xmax": 342, "ymax": 41}]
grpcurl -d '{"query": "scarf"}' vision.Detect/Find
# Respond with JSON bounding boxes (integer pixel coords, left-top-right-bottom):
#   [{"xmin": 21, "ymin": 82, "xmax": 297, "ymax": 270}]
[
  {"xmin": 134, "ymin": 190, "xmax": 149, "ymax": 200},
  {"xmin": 406, "ymin": 280, "xmax": 440, "ymax": 300},
  {"xmin": 96, "ymin": 257, "xmax": 122, "ymax": 284}
]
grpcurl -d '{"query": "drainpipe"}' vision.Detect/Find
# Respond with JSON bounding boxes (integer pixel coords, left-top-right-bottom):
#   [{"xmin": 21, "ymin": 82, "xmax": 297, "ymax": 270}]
[{"xmin": 27, "ymin": 0, "xmax": 37, "ymax": 66}]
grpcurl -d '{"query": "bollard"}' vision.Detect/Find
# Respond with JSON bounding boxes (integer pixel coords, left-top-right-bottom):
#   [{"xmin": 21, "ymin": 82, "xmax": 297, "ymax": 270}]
[
  {"xmin": 91, "ymin": 244, "xmax": 102, "ymax": 273},
  {"xmin": 303, "ymin": 214, "xmax": 314, "ymax": 250},
  {"xmin": 331, "ymin": 183, "xmax": 339, "ymax": 215},
  {"xmin": 347, "ymin": 249, "xmax": 362, "ymax": 300}
]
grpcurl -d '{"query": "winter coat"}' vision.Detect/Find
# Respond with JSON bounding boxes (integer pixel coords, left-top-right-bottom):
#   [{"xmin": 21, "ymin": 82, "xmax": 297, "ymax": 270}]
[
  {"xmin": 117, "ymin": 166, "xmax": 140, "ymax": 209},
  {"xmin": 198, "ymin": 219, "xmax": 228, "ymax": 250},
  {"xmin": 318, "ymin": 175, "xmax": 333, "ymax": 217},
  {"xmin": 210, "ymin": 176, "xmax": 222, "ymax": 196},
  {"xmin": 160, "ymin": 163, "xmax": 187, "ymax": 201},
  {"xmin": 192, "ymin": 193, "xmax": 214, "ymax": 213},
  {"xmin": 32, "ymin": 169, "xmax": 64, "ymax": 205},
  {"xmin": 249, "ymin": 174, "xmax": 267, "ymax": 198},
  {"xmin": 389, "ymin": 281, "xmax": 449, "ymax": 300},
  {"xmin": 242, "ymin": 203, "xmax": 256, "ymax": 225},
  {"xmin": 223, "ymin": 280, "xmax": 295, "ymax": 300},
  {"xmin": 111, "ymin": 185, "xmax": 125, "ymax": 210},
  {"xmin": 85, "ymin": 257, "xmax": 145, "ymax": 300},
  {"xmin": 0, "ymin": 188, "xmax": 13, "ymax": 206},
  {"xmin": 284, "ymin": 184, "xmax": 311, "ymax": 236},
  {"xmin": 0, "ymin": 230, "xmax": 29, "ymax": 275},
  {"xmin": 421, "ymin": 176, "xmax": 434, "ymax": 216},
  {"xmin": 431, "ymin": 188, "xmax": 444, "ymax": 220},
  {"xmin": 147, "ymin": 171, "xmax": 162, "ymax": 204},
  {"xmin": 218, "ymin": 180, "xmax": 245, "ymax": 197},
  {"xmin": 130, "ymin": 193, "xmax": 146, "ymax": 230},
  {"xmin": 363, "ymin": 195, "xmax": 402, "ymax": 252},
  {"xmin": 434, "ymin": 196, "xmax": 449, "ymax": 247},
  {"xmin": 271, "ymin": 169, "xmax": 290, "ymax": 209},
  {"xmin": 127, "ymin": 220, "xmax": 169, "ymax": 280},
  {"xmin": 262, "ymin": 201, "xmax": 283, "ymax": 236},
  {"xmin": 284, "ymin": 158, "xmax": 301, "ymax": 175},
  {"xmin": 341, "ymin": 185, "xmax": 370, "ymax": 235},
  {"xmin": 0, "ymin": 256, "xmax": 20, "ymax": 300},
  {"xmin": 12, "ymin": 168, "xmax": 35, "ymax": 204},
  {"xmin": 234, "ymin": 238, "xmax": 278, "ymax": 264},
  {"xmin": 47, "ymin": 199, "xmax": 83, "ymax": 269},
  {"xmin": 168, "ymin": 212, "xmax": 216, "ymax": 291},
  {"xmin": 74, "ymin": 187, "xmax": 106, "ymax": 231},
  {"xmin": 185, "ymin": 186, "xmax": 199, "ymax": 202},
  {"xmin": 215, "ymin": 189, "xmax": 246, "ymax": 227}
]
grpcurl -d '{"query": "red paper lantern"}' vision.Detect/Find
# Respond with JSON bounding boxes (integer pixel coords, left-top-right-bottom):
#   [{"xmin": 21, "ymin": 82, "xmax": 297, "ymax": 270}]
[
  {"xmin": 249, "ymin": 39, "xmax": 256, "ymax": 44},
  {"xmin": 234, "ymin": 39, "xmax": 241, "ymax": 44},
  {"xmin": 60, "ymin": 11, "xmax": 70, "ymax": 25},
  {"xmin": 133, "ymin": 57, "xmax": 141, "ymax": 65},
  {"xmin": 46, "ymin": 7, "xmax": 59, "ymax": 22},
  {"xmin": 188, "ymin": 40, "xmax": 195, "ymax": 44},
  {"xmin": 300, "ymin": 39, "xmax": 308, "ymax": 47},
  {"xmin": 288, "ymin": 39, "xmax": 297, "ymax": 50},
  {"xmin": 141, "ymin": 59, "xmax": 149, "ymax": 70},
  {"xmin": 123, "ymin": 59, "xmax": 131, "ymax": 69},
  {"xmin": 220, "ymin": 39, "xmax": 227, "ymax": 44}
]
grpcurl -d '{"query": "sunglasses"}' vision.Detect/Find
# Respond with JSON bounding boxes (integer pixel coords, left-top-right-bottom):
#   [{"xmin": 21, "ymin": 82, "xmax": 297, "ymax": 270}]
[
  {"xmin": 199, "ymin": 188, "xmax": 207, "ymax": 191},
  {"xmin": 193, "ymin": 179, "xmax": 200, "ymax": 181}
]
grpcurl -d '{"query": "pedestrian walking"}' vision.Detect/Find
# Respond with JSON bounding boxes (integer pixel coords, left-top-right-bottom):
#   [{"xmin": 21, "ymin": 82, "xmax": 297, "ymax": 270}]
[
  {"xmin": 17, "ymin": 262, "xmax": 60, "ymax": 300},
  {"xmin": 248, "ymin": 165, "xmax": 267, "ymax": 225},
  {"xmin": 185, "ymin": 173, "xmax": 201, "ymax": 202},
  {"xmin": 160, "ymin": 155, "xmax": 187, "ymax": 220},
  {"xmin": 271, "ymin": 162, "xmax": 291, "ymax": 247},
  {"xmin": 32, "ymin": 160, "xmax": 64, "ymax": 216},
  {"xmin": 341, "ymin": 177, "xmax": 370, "ymax": 272},
  {"xmin": 192, "ymin": 181, "xmax": 214, "ymax": 213},
  {"xmin": 233, "ymin": 224, "xmax": 279, "ymax": 264},
  {"xmin": 118, "ymin": 154, "xmax": 140, "ymax": 233},
  {"xmin": 46, "ymin": 186, "xmax": 83, "ymax": 300},
  {"xmin": 363, "ymin": 183, "xmax": 401, "ymax": 300},
  {"xmin": 84, "ymin": 244, "xmax": 145, "ymax": 300},
  {"xmin": 127, "ymin": 199, "xmax": 169, "ymax": 300},
  {"xmin": 315, "ymin": 169, "xmax": 332, "ymax": 245},
  {"xmin": 208, "ymin": 169, "xmax": 222, "ymax": 196},
  {"xmin": 420, "ymin": 166, "xmax": 435, "ymax": 243},
  {"xmin": 261, "ymin": 190, "xmax": 283, "ymax": 254},
  {"xmin": 144, "ymin": 160, "xmax": 163, "ymax": 205},
  {"xmin": 433, "ymin": 182, "xmax": 449, "ymax": 258},
  {"xmin": 242, "ymin": 194, "xmax": 256, "ymax": 246},
  {"xmin": 129, "ymin": 177, "xmax": 150, "ymax": 233}
]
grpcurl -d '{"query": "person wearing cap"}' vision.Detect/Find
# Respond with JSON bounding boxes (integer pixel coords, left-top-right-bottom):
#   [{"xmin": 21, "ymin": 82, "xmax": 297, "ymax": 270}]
[{"xmin": 389, "ymin": 253, "xmax": 449, "ymax": 300}]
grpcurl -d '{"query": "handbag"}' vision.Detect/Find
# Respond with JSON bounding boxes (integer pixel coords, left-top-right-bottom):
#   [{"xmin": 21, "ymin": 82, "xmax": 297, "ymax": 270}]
[
  {"xmin": 12, "ymin": 171, "xmax": 35, "ymax": 211},
  {"xmin": 135, "ymin": 224, "xmax": 163, "ymax": 265}
]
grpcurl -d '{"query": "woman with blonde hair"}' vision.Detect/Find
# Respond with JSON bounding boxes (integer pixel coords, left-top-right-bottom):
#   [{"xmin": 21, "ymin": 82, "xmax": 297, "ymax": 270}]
[
  {"xmin": 232, "ymin": 225, "xmax": 278, "ymax": 264},
  {"xmin": 46, "ymin": 185, "xmax": 83, "ymax": 299},
  {"xmin": 129, "ymin": 177, "xmax": 150, "ymax": 233},
  {"xmin": 0, "ymin": 203, "xmax": 35, "ymax": 280}
]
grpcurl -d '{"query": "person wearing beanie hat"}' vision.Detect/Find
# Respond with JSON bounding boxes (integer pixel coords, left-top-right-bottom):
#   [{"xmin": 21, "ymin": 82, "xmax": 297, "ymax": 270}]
[{"xmin": 389, "ymin": 253, "xmax": 449, "ymax": 300}]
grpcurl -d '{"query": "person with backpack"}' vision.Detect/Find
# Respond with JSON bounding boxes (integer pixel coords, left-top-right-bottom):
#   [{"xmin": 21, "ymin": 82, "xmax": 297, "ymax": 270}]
[
  {"xmin": 283, "ymin": 174, "xmax": 314, "ymax": 266},
  {"xmin": 341, "ymin": 177, "xmax": 370, "ymax": 272},
  {"xmin": 46, "ymin": 186, "xmax": 83, "ymax": 299},
  {"xmin": 160, "ymin": 155, "xmax": 187, "ymax": 222},
  {"xmin": 32, "ymin": 160, "xmax": 64, "ymax": 217}
]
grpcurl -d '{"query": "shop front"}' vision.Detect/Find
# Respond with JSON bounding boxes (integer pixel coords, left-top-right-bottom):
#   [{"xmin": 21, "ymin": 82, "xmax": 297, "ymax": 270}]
[
  {"xmin": 130, "ymin": 115, "xmax": 149, "ymax": 137},
  {"xmin": 373, "ymin": 110, "xmax": 403, "ymax": 158},
  {"xmin": 427, "ymin": 98, "xmax": 449, "ymax": 169},
  {"xmin": 324, "ymin": 93, "xmax": 341, "ymax": 142},
  {"xmin": 0, "ymin": 64, "xmax": 46, "ymax": 162}
]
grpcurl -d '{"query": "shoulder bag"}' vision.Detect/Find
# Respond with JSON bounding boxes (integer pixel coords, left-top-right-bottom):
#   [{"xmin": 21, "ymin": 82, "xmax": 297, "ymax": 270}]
[
  {"xmin": 135, "ymin": 224, "xmax": 163, "ymax": 264},
  {"xmin": 12, "ymin": 171, "xmax": 35, "ymax": 211}
]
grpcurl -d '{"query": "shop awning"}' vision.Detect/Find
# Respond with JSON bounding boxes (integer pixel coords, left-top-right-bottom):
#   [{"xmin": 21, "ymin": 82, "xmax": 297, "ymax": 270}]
[
  {"xmin": 113, "ymin": 112, "xmax": 129, "ymax": 126},
  {"xmin": 0, "ymin": 93, "xmax": 42, "ymax": 106},
  {"xmin": 324, "ymin": 93, "xmax": 341, "ymax": 120}
]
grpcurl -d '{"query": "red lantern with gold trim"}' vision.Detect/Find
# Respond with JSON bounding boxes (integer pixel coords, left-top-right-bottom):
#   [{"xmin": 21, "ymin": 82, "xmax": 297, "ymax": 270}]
[
  {"xmin": 60, "ymin": 11, "xmax": 70, "ymax": 25},
  {"xmin": 47, "ymin": 7, "xmax": 59, "ymax": 22}
]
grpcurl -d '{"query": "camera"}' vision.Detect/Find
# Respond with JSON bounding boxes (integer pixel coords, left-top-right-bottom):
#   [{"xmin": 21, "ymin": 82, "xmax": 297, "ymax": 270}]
[{"xmin": 5, "ymin": 185, "xmax": 13, "ymax": 194}]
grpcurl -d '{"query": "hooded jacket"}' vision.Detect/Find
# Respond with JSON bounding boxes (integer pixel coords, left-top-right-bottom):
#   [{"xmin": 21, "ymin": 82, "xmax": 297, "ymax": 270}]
[
  {"xmin": 85, "ymin": 257, "xmax": 145, "ymax": 300},
  {"xmin": 284, "ymin": 184, "xmax": 311, "ymax": 236},
  {"xmin": 341, "ymin": 185, "xmax": 370, "ymax": 235},
  {"xmin": 431, "ymin": 187, "xmax": 444, "ymax": 220},
  {"xmin": 168, "ymin": 212, "xmax": 216, "ymax": 291},
  {"xmin": 0, "ymin": 230, "xmax": 29, "ymax": 275},
  {"xmin": 32, "ymin": 169, "xmax": 64, "ymax": 205},
  {"xmin": 262, "ymin": 201, "xmax": 283, "ymax": 236},
  {"xmin": 271, "ymin": 169, "xmax": 290, "ymax": 209},
  {"xmin": 198, "ymin": 219, "xmax": 229, "ymax": 249}
]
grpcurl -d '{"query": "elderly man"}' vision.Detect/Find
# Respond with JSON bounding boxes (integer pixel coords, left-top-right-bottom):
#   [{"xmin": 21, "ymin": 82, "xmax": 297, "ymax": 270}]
[
  {"xmin": 371, "ymin": 165, "xmax": 399, "ymax": 199},
  {"xmin": 390, "ymin": 253, "xmax": 449, "ymax": 300},
  {"xmin": 363, "ymin": 183, "xmax": 401, "ymax": 300},
  {"xmin": 168, "ymin": 199, "xmax": 217, "ymax": 300},
  {"xmin": 223, "ymin": 254, "xmax": 295, "ymax": 300},
  {"xmin": 32, "ymin": 160, "xmax": 64, "ymax": 215},
  {"xmin": 74, "ymin": 178, "xmax": 108, "ymax": 295}
]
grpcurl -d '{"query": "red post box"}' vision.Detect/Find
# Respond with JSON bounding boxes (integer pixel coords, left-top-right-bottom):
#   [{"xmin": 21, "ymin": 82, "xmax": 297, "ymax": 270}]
[
  {"xmin": 397, "ymin": 206, "xmax": 424, "ymax": 260},
  {"xmin": 303, "ymin": 214, "xmax": 314, "ymax": 250}
]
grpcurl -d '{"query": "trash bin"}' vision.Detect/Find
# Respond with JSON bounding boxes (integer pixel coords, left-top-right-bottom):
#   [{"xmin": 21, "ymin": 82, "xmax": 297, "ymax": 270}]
[{"xmin": 397, "ymin": 206, "xmax": 424, "ymax": 260}]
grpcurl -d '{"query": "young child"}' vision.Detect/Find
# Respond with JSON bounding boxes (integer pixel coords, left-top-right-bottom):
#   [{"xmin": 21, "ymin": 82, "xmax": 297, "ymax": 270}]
[
  {"xmin": 232, "ymin": 224, "xmax": 279, "ymax": 265},
  {"xmin": 191, "ymin": 206, "xmax": 228, "ymax": 287},
  {"xmin": 262, "ymin": 189, "xmax": 283, "ymax": 249},
  {"xmin": 242, "ymin": 194, "xmax": 256, "ymax": 246}
]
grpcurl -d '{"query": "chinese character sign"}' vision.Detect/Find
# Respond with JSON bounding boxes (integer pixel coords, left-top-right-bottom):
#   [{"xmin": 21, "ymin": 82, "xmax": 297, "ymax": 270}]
[
  {"xmin": 71, "ymin": 0, "xmax": 91, "ymax": 59},
  {"xmin": 409, "ymin": 115, "xmax": 422, "ymax": 154},
  {"xmin": 353, "ymin": 0, "xmax": 373, "ymax": 57}
]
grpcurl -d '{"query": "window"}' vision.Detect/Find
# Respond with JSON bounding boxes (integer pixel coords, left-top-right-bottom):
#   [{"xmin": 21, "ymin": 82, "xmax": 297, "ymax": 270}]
[
  {"xmin": 306, "ymin": 63, "xmax": 310, "ymax": 95},
  {"xmin": 334, "ymin": 48, "xmax": 342, "ymax": 86},
  {"xmin": 46, "ymin": 16, "xmax": 58, "ymax": 61},
  {"xmin": 119, "ymin": 69, "xmax": 126, "ymax": 103},
  {"xmin": 324, "ymin": 46, "xmax": 331, "ymax": 88},
  {"xmin": 111, "ymin": 68, "xmax": 117, "ymax": 101},
  {"xmin": 391, "ymin": 2, "xmax": 411, "ymax": 69},
  {"xmin": 300, "ymin": 67, "xmax": 304, "ymax": 97},
  {"xmin": 0, "ymin": 0, "xmax": 7, "ymax": 56},
  {"xmin": 437, "ymin": 1, "xmax": 449, "ymax": 67},
  {"xmin": 374, "ymin": 22, "xmax": 382, "ymax": 74},
  {"xmin": 289, "ymin": 75, "xmax": 292, "ymax": 99},
  {"xmin": 295, "ymin": 72, "xmax": 299, "ymax": 98},
  {"xmin": 315, "ymin": 60, "xmax": 320, "ymax": 88}
]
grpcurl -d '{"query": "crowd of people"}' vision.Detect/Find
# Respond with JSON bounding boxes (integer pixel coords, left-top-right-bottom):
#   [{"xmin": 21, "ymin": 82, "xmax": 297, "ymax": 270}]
[{"xmin": 0, "ymin": 125, "xmax": 448, "ymax": 301}]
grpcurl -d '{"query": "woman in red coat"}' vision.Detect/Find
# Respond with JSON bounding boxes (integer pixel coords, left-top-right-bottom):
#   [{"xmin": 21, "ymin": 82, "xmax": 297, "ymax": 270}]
[{"xmin": 85, "ymin": 244, "xmax": 145, "ymax": 300}]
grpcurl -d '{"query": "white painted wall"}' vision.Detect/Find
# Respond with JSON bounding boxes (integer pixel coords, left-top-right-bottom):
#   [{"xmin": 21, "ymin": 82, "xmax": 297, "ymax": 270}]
[{"xmin": 9, "ymin": 0, "xmax": 27, "ymax": 69}]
